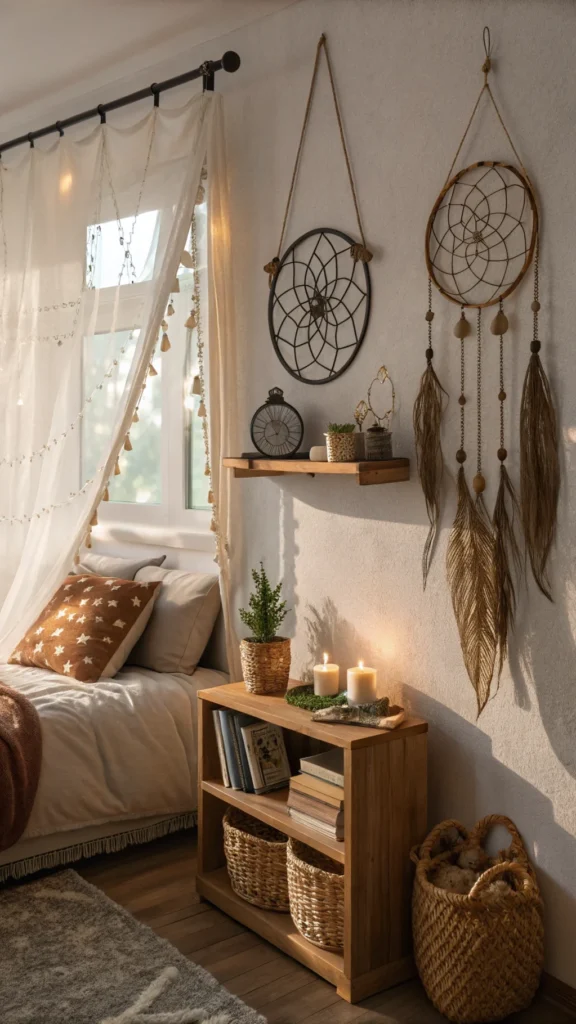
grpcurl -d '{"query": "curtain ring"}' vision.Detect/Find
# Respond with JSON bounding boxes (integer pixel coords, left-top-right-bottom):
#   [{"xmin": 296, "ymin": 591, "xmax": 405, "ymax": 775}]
[
  {"xmin": 56, "ymin": 121, "xmax": 64, "ymax": 137},
  {"xmin": 150, "ymin": 83, "xmax": 160, "ymax": 108},
  {"xmin": 483, "ymin": 26, "xmax": 491, "ymax": 59},
  {"xmin": 98, "ymin": 105, "xmax": 107, "ymax": 124},
  {"xmin": 28, "ymin": 133, "xmax": 35, "ymax": 149}
]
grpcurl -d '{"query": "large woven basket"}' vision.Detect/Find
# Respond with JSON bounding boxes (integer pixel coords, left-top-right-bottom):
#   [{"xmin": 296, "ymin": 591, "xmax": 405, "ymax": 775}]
[
  {"xmin": 240, "ymin": 637, "xmax": 291, "ymax": 694},
  {"xmin": 411, "ymin": 815, "xmax": 544, "ymax": 1024},
  {"xmin": 287, "ymin": 839, "xmax": 344, "ymax": 952},
  {"xmin": 223, "ymin": 807, "xmax": 289, "ymax": 911}
]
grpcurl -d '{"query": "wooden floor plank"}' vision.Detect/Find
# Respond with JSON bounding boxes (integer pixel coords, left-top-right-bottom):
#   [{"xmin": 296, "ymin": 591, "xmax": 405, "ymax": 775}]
[{"xmin": 75, "ymin": 831, "xmax": 572, "ymax": 1024}]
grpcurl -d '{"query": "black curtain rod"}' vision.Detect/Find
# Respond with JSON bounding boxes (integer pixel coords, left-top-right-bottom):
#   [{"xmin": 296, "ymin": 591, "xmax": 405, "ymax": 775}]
[{"xmin": 0, "ymin": 50, "xmax": 241, "ymax": 155}]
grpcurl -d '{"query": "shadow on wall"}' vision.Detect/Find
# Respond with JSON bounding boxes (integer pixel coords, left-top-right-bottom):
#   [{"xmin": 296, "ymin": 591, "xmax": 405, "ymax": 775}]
[{"xmin": 403, "ymin": 685, "xmax": 576, "ymax": 980}]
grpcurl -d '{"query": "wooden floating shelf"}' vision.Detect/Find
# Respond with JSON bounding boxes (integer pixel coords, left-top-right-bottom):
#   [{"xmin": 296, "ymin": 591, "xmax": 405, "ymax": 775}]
[{"xmin": 223, "ymin": 456, "xmax": 410, "ymax": 486}]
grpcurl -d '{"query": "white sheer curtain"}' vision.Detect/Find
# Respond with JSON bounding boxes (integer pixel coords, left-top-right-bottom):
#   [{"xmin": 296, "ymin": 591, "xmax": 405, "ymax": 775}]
[{"xmin": 0, "ymin": 95, "xmax": 215, "ymax": 658}]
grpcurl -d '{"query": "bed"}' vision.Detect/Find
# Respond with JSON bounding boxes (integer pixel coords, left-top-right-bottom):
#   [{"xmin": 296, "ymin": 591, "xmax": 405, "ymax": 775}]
[{"xmin": 0, "ymin": 661, "xmax": 226, "ymax": 882}]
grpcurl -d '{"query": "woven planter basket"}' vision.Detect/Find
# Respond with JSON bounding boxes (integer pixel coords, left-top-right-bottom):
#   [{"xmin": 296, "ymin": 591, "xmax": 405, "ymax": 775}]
[
  {"xmin": 240, "ymin": 637, "xmax": 291, "ymax": 694},
  {"xmin": 411, "ymin": 815, "xmax": 544, "ymax": 1024},
  {"xmin": 223, "ymin": 807, "xmax": 289, "ymax": 912},
  {"xmin": 287, "ymin": 839, "xmax": 345, "ymax": 952},
  {"xmin": 325, "ymin": 432, "xmax": 356, "ymax": 462}
]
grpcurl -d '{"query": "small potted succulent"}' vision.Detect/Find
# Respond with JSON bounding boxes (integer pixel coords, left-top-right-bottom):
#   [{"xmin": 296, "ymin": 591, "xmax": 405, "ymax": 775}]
[
  {"xmin": 239, "ymin": 563, "xmax": 291, "ymax": 694},
  {"xmin": 325, "ymin": 422, "xmax": 357, "ymax": 462}
]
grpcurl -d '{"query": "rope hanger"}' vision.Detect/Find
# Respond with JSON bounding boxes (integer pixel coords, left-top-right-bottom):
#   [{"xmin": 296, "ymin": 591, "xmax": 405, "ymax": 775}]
[
  {"xmin": 264, "ymin": 33, "xmax": 372, "ymax": 284},
  {"xmin": 442, "ymin": 26, "xmax": 530, "ymax": 188}
]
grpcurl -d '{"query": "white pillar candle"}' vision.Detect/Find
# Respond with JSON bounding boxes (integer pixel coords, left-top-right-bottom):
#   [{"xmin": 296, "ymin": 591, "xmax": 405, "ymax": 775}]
[
  {"xmin": 347, "ymin": 661, "xmax": 377, "ymax": 705},
  {"xmin": 313, "ymin": 653, "xmax": 340, "ymax": 696}
]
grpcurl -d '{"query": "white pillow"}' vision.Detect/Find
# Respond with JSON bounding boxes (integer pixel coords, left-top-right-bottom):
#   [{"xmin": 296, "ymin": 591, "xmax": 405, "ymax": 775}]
[
  {"xmin": 73, "ymin": 552, "xmax": 166, "ymax": 580},
  {"xmin": 129, "ymin": 567, "xmax": 221, "ymax": 674}
]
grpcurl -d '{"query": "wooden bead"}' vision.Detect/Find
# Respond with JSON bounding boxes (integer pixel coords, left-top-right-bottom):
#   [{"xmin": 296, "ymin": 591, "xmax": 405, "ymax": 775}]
[
  {"xmin": 425, "ymin": 310, "xmax": 435, "ymax": 322},
  {"xmin": 497, "ymin": 448, "xmax": 507, "ymax": 462},
  {"xmin": 498, "ymin": 390, "xmax": 507, "ymax": 402},
  {"xmin": 425, "ymin": 347, "xmax": 434, "ymax": 360},
  {"xmin": 472, "ymin": 473, "xmax": 486, "ymax": 494},
  {"xmin": 490, "ymin": 311, "xmax": 509, "ymax": 336},
  {"xmin": 458, "ymin": 395, "xmax": 466, "ymax": 406},
  {"xmin": 531, "ymin": 300, "xmax": 541, "ymax": 313},
  {"xmin": 531, "ymin": 339, "xmax": 541, "ymax": 353},
  {"xmin": 454, "ymin": 315, "xmax": 471, "ymax": 339},
  {"xmin": 456, "ymin": 449, "xmax": 467, "ymax": 463}
]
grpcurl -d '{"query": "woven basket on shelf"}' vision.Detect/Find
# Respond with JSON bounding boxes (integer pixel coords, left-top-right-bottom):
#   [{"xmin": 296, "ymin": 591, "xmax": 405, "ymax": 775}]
[
  {"xmin": 240, "ymin": 637, "xmax": 291, "ymax": 694},
  {"xmin": 287, "ymin": 839, "xmax": 344, "ymax": 952},
  {"xmin": 411, "ymin": 814, "xmax": 544, "ymax": 1024},
  {"xmin": 223, "ymin": 807, "xmax": 289, "ymax": 912}
]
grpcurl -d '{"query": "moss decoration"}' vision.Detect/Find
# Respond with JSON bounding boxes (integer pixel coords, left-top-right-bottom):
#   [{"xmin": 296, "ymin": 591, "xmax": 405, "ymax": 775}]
[{"xmin": 285, "ymin": 684, "xmax": 348, "ymax": 712}]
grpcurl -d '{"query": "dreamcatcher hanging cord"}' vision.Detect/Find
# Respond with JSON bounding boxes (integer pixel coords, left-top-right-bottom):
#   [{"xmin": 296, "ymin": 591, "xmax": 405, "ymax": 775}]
[
  {"xmin": 265, "ymin": 34, "xmax": 371, "ymax": 281},
  {"xmin": 442, "ymin": 27, "xmax": 530, "ymax": 189}
]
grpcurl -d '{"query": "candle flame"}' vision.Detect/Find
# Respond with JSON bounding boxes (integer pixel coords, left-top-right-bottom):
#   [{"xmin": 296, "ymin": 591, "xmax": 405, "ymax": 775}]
[
  {"xmin": 323, "ymin": 652, "xmax": 329, "ymax": 666},
  {"xmin": 358, "ymin": 660, "xmax": 364, "ymax": 669}
]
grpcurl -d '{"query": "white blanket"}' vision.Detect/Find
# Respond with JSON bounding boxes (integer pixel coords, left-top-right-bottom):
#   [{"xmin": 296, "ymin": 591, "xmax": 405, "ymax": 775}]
[{"xmin": 0, "ymin": 662, "xmax": 225, "ymax": 840}]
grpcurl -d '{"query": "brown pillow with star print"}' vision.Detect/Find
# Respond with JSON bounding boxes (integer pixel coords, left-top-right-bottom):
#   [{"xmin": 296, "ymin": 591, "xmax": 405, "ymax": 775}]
[{"xmin": 10, "ymin": 574, "xmax": 161, "ymax": 683}]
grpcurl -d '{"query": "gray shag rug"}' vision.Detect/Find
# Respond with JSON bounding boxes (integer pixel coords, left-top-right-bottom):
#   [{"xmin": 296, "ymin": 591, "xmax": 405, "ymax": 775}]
[{"xmin": 0, "ymin": 869, "xmax": 267, "ymax": 1024}]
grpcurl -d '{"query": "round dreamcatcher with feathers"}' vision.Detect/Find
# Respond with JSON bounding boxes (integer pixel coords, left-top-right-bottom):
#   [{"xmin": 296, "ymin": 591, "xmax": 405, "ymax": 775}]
[{"xmin": 414, "ymin": 29, "xmax": 559, "ymax": 715}]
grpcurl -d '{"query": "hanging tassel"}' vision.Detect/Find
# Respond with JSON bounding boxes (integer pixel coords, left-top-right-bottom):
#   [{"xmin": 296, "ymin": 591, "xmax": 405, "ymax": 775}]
[
  {"xmin": 161, "ymin": 319, "xmax": 168, "ymax": 330},
  {"xmin": 210, "ymin": 516, "xmax": 217, "ymax": 533},
  {"xmin": 185, "ymin": 311, "xmax": 197, "ymax": 330},
  {"xmin": 208, "ymin": 489, "xmax": 214, "ymax": 505},
  {"xmin": 520, "ymin": 341, "xmax": 559, "ymax": 599},
  {"xmin": 160, "ymin": 332, "xmax": 171, "ymax": 352},
  {"xmin": 447, "ymin": 467, "xmax": 498, "ymax": 716},
  {"xmin": 197, "ymin": 401, "xmax": 206, "ymax": 418},
  {"xmin": 204, "ymin": 463, "xmax": 211, "ymax": 477},
  {"xmin": 90, "ymin": 509, "xmax": 98, "ymax": 527},
  {"xmin": 149, "ymin": 363, "xmax": 158, "ymax": 377},
  {"xmin": 167, "ymin": 302, "xmax": 175, "ymax": 317},
  {"xmin": 520, "ymin": 246, "xmax": 559, "ymax": 600},
  {"xmin": 85, "ymin": 529, "xmax": 92, "ymax": 550},
  {"xmin": 350, "ymin": 242, "xmax": 373, "ymax": 264},
  {"xmin": 493, "ymin": 464, "xmax": 522, "ymax": 680},
  {"xmin": 192, "ymin": 375, "xmax": 202, "ymax": 396},
  {"xmin": 132, "ymin": 410, "xmax": 139, "ymax": 424},
  {"xmin": 102, "ymin": 486, "xmax": 110, "ymax": 502},
  {"xmin": 124, "ymin": 434, "xmax": 133, "ymax": 452},
  {"xmin": 263, "ymin": 258, "xmax": 280, "ymax": 287},
  {"xmin": 413, "ymin": 290, "xmax": 447, "ymax": 587},
  {"xmin": 73, "ymin": 551, "xmax": 80, "ymax": 566},
  {"xmin": 114, "ymin": 459, "xmax": 121, "ymax": 476}
]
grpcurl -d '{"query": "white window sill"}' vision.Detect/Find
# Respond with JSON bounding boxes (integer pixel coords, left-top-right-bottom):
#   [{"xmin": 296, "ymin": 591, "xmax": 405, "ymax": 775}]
[{"xmin": 94, "ymin": 520, "xmax": 215, "ymax": 553}]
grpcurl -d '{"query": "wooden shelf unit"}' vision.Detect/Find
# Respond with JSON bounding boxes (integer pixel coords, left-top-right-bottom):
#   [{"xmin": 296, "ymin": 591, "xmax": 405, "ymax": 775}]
[
  {"xmin": 197, "ymin": 681, "xmax": 428, "ymax": 1004},
  {"xmin": 223, "ymin": 457, "xmax": 410, "ymax": 486}
]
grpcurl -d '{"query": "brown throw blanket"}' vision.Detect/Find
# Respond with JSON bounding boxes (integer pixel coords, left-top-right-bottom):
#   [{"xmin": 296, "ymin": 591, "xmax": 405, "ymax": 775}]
[{"xmin": 0, "ymin": 682, "xmax": 42, "ymax": 852}]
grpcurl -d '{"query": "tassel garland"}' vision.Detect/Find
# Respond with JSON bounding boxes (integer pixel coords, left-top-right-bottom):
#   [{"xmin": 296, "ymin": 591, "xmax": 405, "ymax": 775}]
[
  {"xmin": 198, "ymin": 401, "xmax": 206, "ymax": 418},
  {"xmin": 102, "ymin": 486, "xmax": 109, "ymax": 502},
  {"xmin": 90, "ymin": 510, "xmax": 98, "ymax": 527},
  {"xmin": 160, "ymin": 332, "xmax": 171, "ymax": 352},
  {"xmin": 114, "ymin": 459, "xmax": 121, "ymax": 476},
  {"xmin": 185, "ymin": 311, "xmax": 196, "ymax": 330},
  {"xmin": 148, "ymin": 363, "xmax": 158, "ymax": 377},
  {"xmin": 124, "ymin": 434, "xmax": 133, "ymax": 452}
]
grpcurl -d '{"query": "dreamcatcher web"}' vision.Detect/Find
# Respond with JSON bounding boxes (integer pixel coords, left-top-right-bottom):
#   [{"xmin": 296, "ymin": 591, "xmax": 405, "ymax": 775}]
[
  {"xmin": 427, "ymin": 162, "xmax": 537, "ymax": 308},
  {"xmin": 269, "ymin": 228, "xmax": 370, "ymax": 384}
]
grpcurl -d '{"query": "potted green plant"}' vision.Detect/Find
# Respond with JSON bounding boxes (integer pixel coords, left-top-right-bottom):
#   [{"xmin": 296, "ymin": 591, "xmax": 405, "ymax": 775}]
[
  {"xmin": 325, "ymin": 422, "xmax": 357, "ymax": 462},
  {"xmin": 239, "ymin": 563, "xmax": 291, "ymax": 694}
]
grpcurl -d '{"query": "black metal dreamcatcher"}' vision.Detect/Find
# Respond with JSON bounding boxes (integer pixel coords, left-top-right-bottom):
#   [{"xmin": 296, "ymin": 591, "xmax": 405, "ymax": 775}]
[
  {"xmin": 265, "ymin": 34, "xmax": 373, "ymax": 385},
  {"xmin": 269, "ymin": 227, "xmax": 371, "ymax": 384},
  {"xmin": 414, "ymin": 28, "xmax": 559, "ymax": 714}
]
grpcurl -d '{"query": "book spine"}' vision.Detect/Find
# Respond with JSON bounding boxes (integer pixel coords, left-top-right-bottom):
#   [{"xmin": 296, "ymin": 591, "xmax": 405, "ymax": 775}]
[
  {"xmin": 287, "ymin": 790, "xmax": 343, "ymax": 825},
  {"xmin": 232, "ymin": 714, "xmax": 254, "ymax": 793},
  {"xmin": 300, "ymin": 762, "xmax": 344, "ymax": 788},
  {"xmin": 212, "ymin": 710, "xmax": 231, "ymax": 788},
  {"xmin": 241, "ymin": 727, "xmax": 265, "ymax": 792},
  {"xmin": 218, "ymin": 710, "xmax": 242, "ymax": 791}
]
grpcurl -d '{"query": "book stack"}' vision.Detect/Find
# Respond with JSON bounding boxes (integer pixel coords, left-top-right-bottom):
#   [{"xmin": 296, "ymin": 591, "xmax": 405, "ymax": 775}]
[
  {"xmin": 213, "ymin": 710, "xmax": 291, "ymax": 795},
  {"xmin": 287, "ymin": 747, "xmax": 345, "ymax": 841}
]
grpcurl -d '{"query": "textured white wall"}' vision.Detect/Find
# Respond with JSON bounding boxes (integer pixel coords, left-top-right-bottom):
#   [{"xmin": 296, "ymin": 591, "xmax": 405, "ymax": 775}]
[{"xmin": 219, "ymin": 0, "xmax": 576, "ymax": 987}]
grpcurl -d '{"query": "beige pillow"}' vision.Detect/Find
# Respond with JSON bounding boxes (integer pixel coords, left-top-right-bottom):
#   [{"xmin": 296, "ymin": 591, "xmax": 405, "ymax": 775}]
[
  {"xmin": 10, "ymin": 575, "xmax": 161, "ymax": 683},
  {"xmin": 72, "ymin": 552, "xmax": 166, "ymax": 580},
  {"xmin": 129, "ymin": 567, "xmax": 221, "ymax": 674}
]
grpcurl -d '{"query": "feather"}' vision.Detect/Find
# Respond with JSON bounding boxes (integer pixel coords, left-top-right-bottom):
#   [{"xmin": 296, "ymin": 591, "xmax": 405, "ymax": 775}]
[
  {"xmin": 493, "ymin": 464, "xmax": 522, "ymax": 681},
  {"xmin": 413, "ymin": 363, "xmax": 447, "ymax": 587},
  {"xmin": 520, "ymin": 350, "xmax": 560, "ymax": 600},
  {"xmin": 447, "ymin": 467, "xmax": 498, "ymax": 716}
]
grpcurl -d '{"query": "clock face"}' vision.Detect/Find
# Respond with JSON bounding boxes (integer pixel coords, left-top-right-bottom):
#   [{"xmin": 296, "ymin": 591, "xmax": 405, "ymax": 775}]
[{"xmin": 251, "ymin": 400, "xmax": 303, "ymax": 457}]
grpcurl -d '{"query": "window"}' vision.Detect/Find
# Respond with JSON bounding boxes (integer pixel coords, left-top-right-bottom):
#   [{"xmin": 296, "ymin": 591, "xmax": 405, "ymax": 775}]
[{"xmin": 81, "ymin": 200, "xmax": 210, "ymax": 532}]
